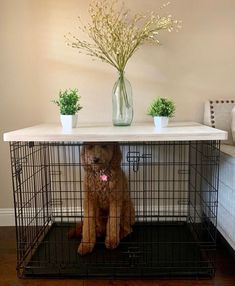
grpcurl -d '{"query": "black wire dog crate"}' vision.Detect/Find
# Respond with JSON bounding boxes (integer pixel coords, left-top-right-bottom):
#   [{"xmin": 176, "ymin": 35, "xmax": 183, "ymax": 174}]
[{"xmin": 9, "ymin": 140, "xmax": 220, "ymax": 278}]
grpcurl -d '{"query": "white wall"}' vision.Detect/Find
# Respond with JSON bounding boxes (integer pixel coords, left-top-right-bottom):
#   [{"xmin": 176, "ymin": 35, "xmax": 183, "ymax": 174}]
[{"xmin": 1, "ymin": 0, "xmax": 235, "ymax": 209}]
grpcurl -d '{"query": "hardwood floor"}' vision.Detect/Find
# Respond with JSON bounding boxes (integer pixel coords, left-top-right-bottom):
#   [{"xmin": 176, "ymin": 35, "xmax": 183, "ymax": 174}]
[{"xmin": 1, "ymin": 227, "xmax": 235, "ymax": 286}]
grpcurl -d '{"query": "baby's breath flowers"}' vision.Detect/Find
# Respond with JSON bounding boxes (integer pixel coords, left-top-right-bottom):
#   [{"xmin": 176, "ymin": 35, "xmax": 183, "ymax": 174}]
[
  {"xmin": 65, "ymin": 0, "xmax": 181, "ymax": 73},
  {"xmin": 65, "ymin": 0, "xmax": 181, "ymax": 125}
]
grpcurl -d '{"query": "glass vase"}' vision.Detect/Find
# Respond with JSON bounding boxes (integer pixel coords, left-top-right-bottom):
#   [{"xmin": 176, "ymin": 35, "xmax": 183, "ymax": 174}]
[{"xmin": 112, "ymin": 71, "xmax": 133, "ymax": 126}]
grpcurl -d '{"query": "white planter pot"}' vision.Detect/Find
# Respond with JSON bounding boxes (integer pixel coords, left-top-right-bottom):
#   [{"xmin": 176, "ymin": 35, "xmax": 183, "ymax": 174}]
[
  {"xmin": 60, "ymin": 115, "xmax": 78, "ymax": 129},
  {"xmin": 154, "ymin": 116, "xmax": 169, "ymax": 128}
]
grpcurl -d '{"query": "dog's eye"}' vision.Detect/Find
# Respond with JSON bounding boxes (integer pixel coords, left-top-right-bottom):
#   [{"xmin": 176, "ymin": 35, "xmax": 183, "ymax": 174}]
[{"xmin": 101, "ymin": 144, "xmax": 107, "ymax": 149}]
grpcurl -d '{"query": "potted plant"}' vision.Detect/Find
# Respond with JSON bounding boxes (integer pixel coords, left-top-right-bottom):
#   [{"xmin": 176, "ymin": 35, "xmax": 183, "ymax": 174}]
[
  {"xmin": 53, "ymin": 89, "xmax": 82, "ymax": 129},
  {"xmin": 147, "ymin": 97, "xmax": 175, "ymax": 128}
]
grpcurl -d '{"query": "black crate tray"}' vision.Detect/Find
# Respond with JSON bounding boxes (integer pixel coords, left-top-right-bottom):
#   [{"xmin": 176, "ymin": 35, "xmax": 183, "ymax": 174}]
[{"xmin": 23, "ymin": 222, "xmax": 214, "ymax": 278}]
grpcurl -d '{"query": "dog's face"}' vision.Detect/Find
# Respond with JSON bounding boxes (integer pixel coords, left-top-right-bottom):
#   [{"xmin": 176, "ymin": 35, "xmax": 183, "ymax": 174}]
[{"xmin": 81, "ymin": 143, "xmax": 121, "ymax": 171}]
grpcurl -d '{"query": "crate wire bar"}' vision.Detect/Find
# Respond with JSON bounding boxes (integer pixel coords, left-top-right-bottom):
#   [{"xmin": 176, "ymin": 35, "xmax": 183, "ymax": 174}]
[{"xmin": 9, "ymin": 140, "xmax": 220, "ymax": 278}]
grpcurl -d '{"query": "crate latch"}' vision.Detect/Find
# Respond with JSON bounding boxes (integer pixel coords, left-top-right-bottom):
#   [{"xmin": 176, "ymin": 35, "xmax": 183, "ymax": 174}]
[{"xmin": 127, "ymin": 152, "xmax": 152, "ymax": 172}]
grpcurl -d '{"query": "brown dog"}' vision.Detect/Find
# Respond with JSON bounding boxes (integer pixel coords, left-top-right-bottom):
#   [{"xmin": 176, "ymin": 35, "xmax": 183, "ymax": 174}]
[{"xmin": 77, "ymin": 142, "xmax": 135, "ymax": 255}]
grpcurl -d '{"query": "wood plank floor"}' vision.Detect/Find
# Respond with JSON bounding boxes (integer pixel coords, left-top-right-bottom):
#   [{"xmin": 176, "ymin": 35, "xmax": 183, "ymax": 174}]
[{"xmin": 1, "ymin": 227, "xmax": 235, "ymax": 286}]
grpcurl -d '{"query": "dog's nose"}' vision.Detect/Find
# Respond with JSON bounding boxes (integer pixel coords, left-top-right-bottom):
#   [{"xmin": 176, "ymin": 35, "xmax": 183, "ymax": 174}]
[{"xmin": 93, "ymin": 157, "xmax": 100, "ymax": 164}]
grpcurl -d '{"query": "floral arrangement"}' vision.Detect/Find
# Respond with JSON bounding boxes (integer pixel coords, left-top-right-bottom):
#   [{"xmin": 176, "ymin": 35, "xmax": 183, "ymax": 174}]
[
  {"xmin": 66, "ymin": 0, "xmax": 181, "ymax": 73},
  {"xmin": 147, "ymin": 97, "xmax": 175, "ymax": 117},
  {"xmin": 53, "ymin": 89, "xmax": 82, "ymax": 115},
  {"xmin": 65, "ymin": 0, "xmax": 181, "ymax": 125}
]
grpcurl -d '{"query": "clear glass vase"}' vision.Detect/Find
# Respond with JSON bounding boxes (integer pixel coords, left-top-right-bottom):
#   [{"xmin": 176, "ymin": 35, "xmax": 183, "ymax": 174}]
[{"xmin": 112, "ymin": 71, "xmax": 133, "ymax": 126}]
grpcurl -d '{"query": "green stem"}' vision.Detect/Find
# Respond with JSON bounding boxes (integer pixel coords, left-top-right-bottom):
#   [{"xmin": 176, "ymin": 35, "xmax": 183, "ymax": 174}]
[
  {"xmin": 118, "ymin": 71, "xmax": 130, "ymax": 109},
  {"xmin": 113, "ymin": 70, "xmax": 131, "ymax": 119}
]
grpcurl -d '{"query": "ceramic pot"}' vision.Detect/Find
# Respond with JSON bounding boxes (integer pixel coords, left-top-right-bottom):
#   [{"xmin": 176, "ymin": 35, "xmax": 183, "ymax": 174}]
[
  {"xmin": 60, "ymin": 114, "xmax": 78, "ymax": 129},
  {"xmin": 154, "ymin": 116, "xmax": 169, "ymax": 128}
]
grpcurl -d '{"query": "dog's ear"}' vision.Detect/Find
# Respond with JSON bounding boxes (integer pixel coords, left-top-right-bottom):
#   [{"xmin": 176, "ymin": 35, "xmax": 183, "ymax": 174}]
[
  {"xmin": 80, "ymin": 145, "xmax": 89, "ymax": 171},
  {"xmin": 110, "ymin": 143, "xmax": 122, "ymax": 168}
]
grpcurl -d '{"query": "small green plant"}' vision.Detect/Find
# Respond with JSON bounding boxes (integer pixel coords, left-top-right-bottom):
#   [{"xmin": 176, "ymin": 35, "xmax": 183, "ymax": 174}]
[
  {"xmin": 147, "ymin": 97, "xmax": 175, "ymax": 117},
  {"xmin": 53, "ymin": 89, "xmax": 82, "ymax": 115}
]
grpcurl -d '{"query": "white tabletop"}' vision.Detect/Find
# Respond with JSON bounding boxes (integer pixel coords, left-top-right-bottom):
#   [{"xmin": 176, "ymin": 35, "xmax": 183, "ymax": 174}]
[{"xmin": 3, "ymin": 122, "xmax": 227, "ymax": 142}]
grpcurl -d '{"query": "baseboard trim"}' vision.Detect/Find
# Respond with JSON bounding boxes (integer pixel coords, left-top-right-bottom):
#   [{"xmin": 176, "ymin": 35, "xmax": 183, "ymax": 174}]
[{"xmin": 0, "ymin": 208, "xmax": 15, "ymax": 226}]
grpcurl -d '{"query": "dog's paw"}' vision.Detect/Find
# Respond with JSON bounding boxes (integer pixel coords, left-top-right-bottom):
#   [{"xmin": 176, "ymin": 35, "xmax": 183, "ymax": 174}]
[
  {"xmin": 105, "ymin": 236, "xmax": 120, "ymax": 250},
  {"xmin": 77, "ymin": 242, "xmax": 94, "ymax": 255}
]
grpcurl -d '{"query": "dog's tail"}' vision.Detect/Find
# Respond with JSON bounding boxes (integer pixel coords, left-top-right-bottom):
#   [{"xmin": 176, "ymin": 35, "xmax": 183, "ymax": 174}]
[{"xmin": 68, "ymin": 222, "xmax": 83, "ymax": 239}]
